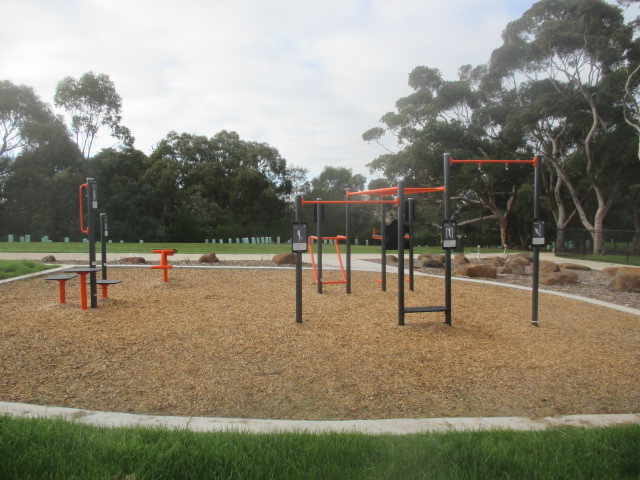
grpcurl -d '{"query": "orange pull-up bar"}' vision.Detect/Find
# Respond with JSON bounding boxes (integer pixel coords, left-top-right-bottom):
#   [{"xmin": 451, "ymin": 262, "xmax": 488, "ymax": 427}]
[
  {"xmin": 347, "ymin": 186, "xmax": 445, "ymax": 197},
  {"xmin": 450, "ymin": 158, "xmax": 538, "ymax": 167}
]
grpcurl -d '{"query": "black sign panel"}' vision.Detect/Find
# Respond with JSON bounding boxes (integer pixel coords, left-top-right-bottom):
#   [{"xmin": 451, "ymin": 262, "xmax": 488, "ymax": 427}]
[
  {"xmin": 442, "ymin": 220, "xmax": 457, "ymax": 249},
  {"xmin": 532, "ymin": 220, "xmax": 545, "ymax": 246},
  {"xmin": 292, "ymin": 222, "xmax": 308, "ymax": 253}
]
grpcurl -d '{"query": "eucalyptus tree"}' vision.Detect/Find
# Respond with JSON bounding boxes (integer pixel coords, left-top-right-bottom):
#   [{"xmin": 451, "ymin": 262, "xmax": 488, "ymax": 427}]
[
  {"xmin": 54, "ymin": 72, "xmax": 133, "ymax": 159},
  {"xmin": 486, "ymin": 0, "xmax": 635, "ymax": 254},
  {"xmin": 363, "ymin": 65, "xmax": 533, "ymax": 249}
]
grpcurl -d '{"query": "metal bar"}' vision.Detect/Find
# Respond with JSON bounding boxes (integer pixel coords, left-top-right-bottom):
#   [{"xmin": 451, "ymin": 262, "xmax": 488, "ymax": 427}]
[
  {"xmin": 408, "ymin": 198, "xmax": 415, "ymax": 292},
  {"xmin": 532, "ymin": 155, "xmax": 541, "ymax": 327},
  {"xmin": 302, "ymin": 199, "xmax": 399, "ymax": 205},
  {"xmin": 87, "ymin": 178, "xmax": 98, "ymax": 309},
  {"xmin": 346, "ymin": 189, "xmax": 352, "ymax": 294},
  {"xmin": 381, "ymin": 202, "xmax": 386, "ymax": 292},
  {"xmin": 316, "ymin": 200, "xmax": 322, "ymax": 294},
  {"xmin": 100, "ymin": 213, "xmax": 107, "ymax": 280},
  {"xmin": 397, "ymin": 179, "xmax": 405, "ymax": 326},
  {"xmin": 295, "ymin": 195, "xmax": 303, "ymax": 323},
  {"xmin": 450, "ymin": 159, "xmax": 536, "ymax": 165},
  {"xmin": 444, "ymin": 154, "xmax": 452, "ymax": 325}
]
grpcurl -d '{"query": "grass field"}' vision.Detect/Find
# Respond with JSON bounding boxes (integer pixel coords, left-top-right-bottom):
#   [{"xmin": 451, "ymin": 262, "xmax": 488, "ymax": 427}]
[
  {"xmin": 0, "ymin": 259, "xmax": 55, "ymax": 280},
  {"xmin": 1, "ymin": 416, "xmax": 638, "ymax": 479}
]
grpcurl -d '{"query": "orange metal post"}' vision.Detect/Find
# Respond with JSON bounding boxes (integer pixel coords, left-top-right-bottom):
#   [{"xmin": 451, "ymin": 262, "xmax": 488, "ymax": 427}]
[
  {"xmin": 58, "ymin": 280, "xmax": 68, "ymax": 304},
  {"xmin": 152, "ymin": 249, "xmax": 175, "ymax": 282},
  {"xmin": 77, "ymin": 272, "xmax": 88, "ymax": 310}
]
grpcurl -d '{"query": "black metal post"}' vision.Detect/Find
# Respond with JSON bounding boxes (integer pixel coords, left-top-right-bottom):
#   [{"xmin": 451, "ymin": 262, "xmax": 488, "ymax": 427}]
[
  {"xmin": 100, "ymin": 213, "xmax": 108, "ymax": 280},
  {"xmin": 87, "ymin": 178, "xmax": 98, "ymax": 309},
  {"xmin": 346, "ymin": 189, "xmax": 352, "ymax": 294},
  {"xmin": 295, "ymin": 195, "xmax": 303, "ymax": 323},
  {"xmin": 532, "ymin": 156, "xmax": 542, "ymax": 327},
  {"xmin": 443, "ymin": 154, "xmax": 452, "ymax": 325},
  {"xmin": 397, "ymin": 180, "xmax": 405, "ymax": 326},
  {"xmin": 316, "ymin": 200, "xmax": 323, "ymax": 294},
  {"xmin": 408, "ymin": 198, "xmax": 415, "ymax": 291},
  {"xmin": 381, "ymin": 203, "xmax": 386, "ymax": 291}
]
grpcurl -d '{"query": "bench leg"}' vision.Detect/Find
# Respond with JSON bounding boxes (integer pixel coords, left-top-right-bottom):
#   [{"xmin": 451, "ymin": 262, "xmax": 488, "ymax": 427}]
[
  {"xmin": 58, "ymin": 280, "xmax": 68, "ymax": 304},
  {"xmin": 78, "ymin": 273, "xmax": 88, "ymax": 310},
  {"xmin": 101, "ymin": 284, "xmax": 109, "ymax": 298}
]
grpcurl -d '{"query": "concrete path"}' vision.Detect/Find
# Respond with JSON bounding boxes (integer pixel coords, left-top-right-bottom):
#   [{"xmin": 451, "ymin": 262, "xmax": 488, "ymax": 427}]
[
  {"xmin": 1, "ymin": 401, "xmax": 638, "ymax": 434},
  {"xmin": 1, "ymin": 250, "xmax": 638, "ymax": 433}
]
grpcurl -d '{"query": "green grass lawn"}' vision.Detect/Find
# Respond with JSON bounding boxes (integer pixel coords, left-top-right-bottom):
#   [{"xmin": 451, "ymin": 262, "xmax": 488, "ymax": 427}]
[
  {"xmin": 0, "ymin": 259, "xmax": 56, "ymax": 280},
  {"xmin": 0, "ymin": 416, "xmax": 638, "ymax": 479}
]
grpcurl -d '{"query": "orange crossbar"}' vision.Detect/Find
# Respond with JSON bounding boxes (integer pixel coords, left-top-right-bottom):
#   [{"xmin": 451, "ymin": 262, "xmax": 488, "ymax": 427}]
[
  {"xmin": 302, "ymin": 198, "xmax": 399, "ymax": 206},
  {"xmin": 450, "ymin": 158, "xmax": 537, "ymax": 166},
  {"xmin": 347, "ymin": 186, "xmax": 445, "ymax": 197},
  {"xmin": 308, "ymin": 235, "xmax": 348, "ymax": 285}
]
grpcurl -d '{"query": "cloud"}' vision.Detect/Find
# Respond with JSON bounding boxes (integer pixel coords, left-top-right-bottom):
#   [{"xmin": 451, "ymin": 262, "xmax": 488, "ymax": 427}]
[{"xmin": 0, "ymin": 0, "xmax": 535, "ymax": 179}]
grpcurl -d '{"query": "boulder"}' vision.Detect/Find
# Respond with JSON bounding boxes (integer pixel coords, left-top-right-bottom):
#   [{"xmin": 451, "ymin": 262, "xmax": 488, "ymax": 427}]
[
  {"xmin": 432, "ymin": 254, "xmax": 445, "ymax": 263},
  {"xmin": 510, "ymin": 256, "xmax": 531, "ymax": 266},
  {"xmin": 491, "ymin": 256, "xmax": 504, "ymax": 267},
  {"xmin": 603, "ymin": 267, "xmax": 620, "ymax": 277},
  {"xmin": 540, "ymin": 260, "xmax": 560, "ymax": 273},
  {"xmin": 42, "ymin": 255, "xmax": 56, "ymax": 263},
  {"xmin": 609, "ymin": 266, "xmax": 640, "ymax": 293},
  {"xmin": 453, "ymin": 254, "xmax": 469, "ymax": 265},
  {"xmin": 199, "ymin": 252, "xmax": 219, "ymax": 263},
  {"xmin": 386, "ymin": 255, "xmax": 398, "ymax": 264},
  {"xmin": 272, "ymin": 253, "xmax": 296, "ymax": 265},
  {"xmin": 453, "ymin": 264, "xmax": 470, "ymax": 277},
  {"xmin": 512, "ymin": 253, "xmax": 533, "ymax": 263},
  {"xmin": 501, "ymin": 261, "xmax": 526, "ymax": 275},
  {"xmin": 465, "ymin": 264, "xmax": 497, "ymax": 279},
  {"xmin": 122, "ymin": 256, "xmax": 146, "ymax": 264},
  {"xmin": 539, "ymin": 271, "xmax": 579, "ymax": 285},
  {"xmin": 421, "ymin": 258, "xmax": 444, "ymax": 269},
  {"xmin": 417, "ymin": 253, "xmax": 432, "ymax": 262},
  {"xmin": 559, "ymin": 263, "xmax": 591, "ymax": 271}
]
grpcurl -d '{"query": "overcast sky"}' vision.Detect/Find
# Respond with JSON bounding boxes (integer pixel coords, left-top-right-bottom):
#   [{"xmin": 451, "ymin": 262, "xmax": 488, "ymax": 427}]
[{"xmin": 1, "ymin": 0, "xmax": 543, "ymax": 180}]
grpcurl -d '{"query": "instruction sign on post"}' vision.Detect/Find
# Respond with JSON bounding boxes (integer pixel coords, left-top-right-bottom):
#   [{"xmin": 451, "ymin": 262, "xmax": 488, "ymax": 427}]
[
  {"xmin": 532, "ymin": 220, "xmax": 545, "ymax": 246},
  {"xmin": 442, "ymin": 220, "xmax": 457, "ymax": 249},
  {"xmin": 292, "ymin": 222, "xmax": 308, "ymax": 253}
]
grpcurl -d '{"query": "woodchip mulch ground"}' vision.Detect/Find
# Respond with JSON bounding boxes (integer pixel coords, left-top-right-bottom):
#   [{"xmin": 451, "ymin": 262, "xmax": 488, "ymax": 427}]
[{"xmin": 1, "ymin": 265, "xmax": 639, "ymax": 420}]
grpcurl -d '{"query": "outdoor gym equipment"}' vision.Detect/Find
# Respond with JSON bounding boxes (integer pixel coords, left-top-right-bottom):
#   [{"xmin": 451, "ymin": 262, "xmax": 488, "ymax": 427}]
[
  {"xmin": 78, "ymin": 178, "xmax": 99, "ymax": 308},
  {"xmin": 292, "ymin": 183, "xmax": 446, "ymax": 325},
  {"xmin": 152, "ymin": 249, "xmax": 175, "ymax": 282},
  {"xmin": 45, "ymin": 273, "xmax": 78, "ymax": 304},
  {"xmin": 445, "ymin": 153, "xmax": 544, "ymax": 326},
  {"xmin": 308, "ymin": 235, "xmax": 347, "ymax": 285}
]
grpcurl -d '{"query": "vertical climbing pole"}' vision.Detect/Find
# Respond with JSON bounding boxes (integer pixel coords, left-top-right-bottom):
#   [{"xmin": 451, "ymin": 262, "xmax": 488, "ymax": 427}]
[
  {"xmin": 532, "ymin": 156, "xmax": 542, "ymax": 327},
  {"xmin": 380, "ymin": 202, "xmax": 387, "ymax": 291},
  {"xmin": 397, "ymin": 179, "xmax": 405, "ymax": 326},
  {"xmin": 408, "ymin": 198, "xmax": 415, "ymax": 291},
  {"xmin": 294, "ymin": 195, "xmax": 304, "ymax": 323},
  {"xmin": 443, "ymin": 154, "xmax": 453, "ymax": 326},
  {"xmin": 316, "ymin": 199, "xmax": 323, "ymax": 294},
  {"xmin": 100, "ymin": 213, "xmax": 108, "ymax": 280},
  {"xmin": 86, "ymin": 178, "xmax": 98, "ymax": 308},
  {"xmin": 345, "ymin": 189, "xmax": 352, "ymax": 294}
]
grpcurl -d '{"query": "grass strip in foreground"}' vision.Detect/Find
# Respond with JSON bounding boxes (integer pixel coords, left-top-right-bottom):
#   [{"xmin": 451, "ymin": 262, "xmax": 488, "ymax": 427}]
[
  {"xmin": 0, "ymin": 260, "xmax": 56, "ymax": 280},
  {"xmin": 0, "ymin": 416, "xmax": 639, "ymax": 479}
]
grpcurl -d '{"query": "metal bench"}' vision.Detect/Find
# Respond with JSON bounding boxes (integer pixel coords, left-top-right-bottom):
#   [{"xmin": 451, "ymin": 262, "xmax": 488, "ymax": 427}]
[
  {"xmin": 94, "ymin": 279, "xmax": 122, "ymax": 298},
  {"xmin": 45, "ymin": 274, "xmax": 78, "ymax": 304}
]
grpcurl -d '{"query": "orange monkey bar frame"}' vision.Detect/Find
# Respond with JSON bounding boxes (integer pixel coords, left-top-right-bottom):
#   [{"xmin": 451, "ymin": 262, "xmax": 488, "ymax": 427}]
[{"xmin": 308, "ymin": 235, "xmax": 347, "ymax": 285}]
